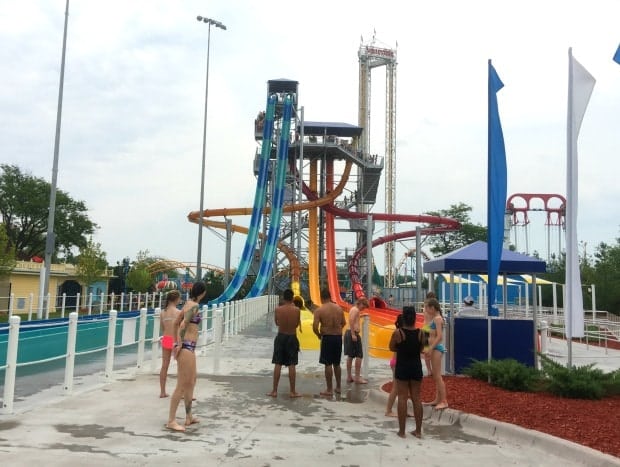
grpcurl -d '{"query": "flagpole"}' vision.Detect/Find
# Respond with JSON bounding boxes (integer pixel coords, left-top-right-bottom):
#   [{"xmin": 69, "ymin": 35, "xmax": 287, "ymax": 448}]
[
  {"xmin": 566, "ymin": 48, "xmax": 574, "ymax": 367},
  {"xmin": 566, "ymin": 48, "xmax": 596, "ymax": 367}
]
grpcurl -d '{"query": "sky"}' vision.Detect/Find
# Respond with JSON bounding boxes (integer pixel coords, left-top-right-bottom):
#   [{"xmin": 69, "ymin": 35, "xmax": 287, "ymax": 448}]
[{"xmin": 1, "ymin": 0, "xmax": 619, "ymax": 275}]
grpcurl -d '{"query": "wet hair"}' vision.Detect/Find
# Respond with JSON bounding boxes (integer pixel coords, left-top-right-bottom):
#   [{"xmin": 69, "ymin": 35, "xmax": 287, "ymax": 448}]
[
  {"xmin": 282, "ymin": 289, "xmax": 294, "ymax": 301},
  {"xmin": 190, "ymin": 281, "xmax": 206, "ymax": 301},
  {"xmin": 402, "ymin": 305, "xmax": 416, "ymax": 326},
  {"xmin": 163, "ymin": 290, "xmax": 181, "ymax": 309}
]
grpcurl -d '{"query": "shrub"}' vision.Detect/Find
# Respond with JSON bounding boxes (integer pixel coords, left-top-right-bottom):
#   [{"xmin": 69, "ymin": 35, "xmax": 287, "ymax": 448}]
[
  {"xmin": 601, "ymin": 369, "xmax": 620, "ymax": 396},
  {"xmin": 539, "ymin": 354, "xmax": 608, "ymax": 400},
  {"xmin": 464, "ymin": 356, "xmax": 620, "ymax": 399},
  {"xmin": 463, "ymin": 359, "xmax": 539, "ymax": 392}
]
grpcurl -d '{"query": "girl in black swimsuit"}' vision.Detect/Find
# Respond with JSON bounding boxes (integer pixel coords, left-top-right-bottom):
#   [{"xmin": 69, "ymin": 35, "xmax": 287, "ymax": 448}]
[
  {"xmin": 166, "ymin": 281, "xmax": 206, "ymax": 432},
  {"xmin": 389, "ymin": 305, "xmax": 424, "ymax": 439}
]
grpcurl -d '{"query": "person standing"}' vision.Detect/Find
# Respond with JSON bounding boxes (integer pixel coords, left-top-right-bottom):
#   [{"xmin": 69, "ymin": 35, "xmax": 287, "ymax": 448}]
[
  {"xmin": 344, "ymin": 297, "xmax": 369, "ymax": 384},
  {"xmin": 267, "ymin": 289, "xmax": 302, "ymax": 398},
  {"xmin": 159, "ymin": 290, "xmax": 182, "ymax": 398},
  {"xmin": 421, "ymin": 291, "xmax": 436, "ymax": 377},
  {"xmin": 389, "ymin": 305, "xmax": 424, "ymax": 438},
  {"xmin": 424, "ymin": 297, "xmax": 448, "ymax": 409},
  {"xmin": 166, "ymin": 281, "xmax": 206, "ymax": 432},
  {"xmin": 313, "ymin": 288, "xmax": 346, "ymax": 397},
  {"xmin": 458, "ymin": 296, "xmax": 479, "ymax": 317}
]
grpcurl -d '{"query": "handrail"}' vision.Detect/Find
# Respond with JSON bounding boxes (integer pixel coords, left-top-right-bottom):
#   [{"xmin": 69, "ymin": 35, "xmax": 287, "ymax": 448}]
[{"xmin": 2, "ymin": 296, "xmax": 275, "ymax": 414}]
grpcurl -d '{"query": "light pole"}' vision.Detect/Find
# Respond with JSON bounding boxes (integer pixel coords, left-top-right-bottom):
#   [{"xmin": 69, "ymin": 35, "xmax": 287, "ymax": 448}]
[
  {"xmin": 41, "ymin": 0, "xmax": 70, "ymax": 318},
  {"xmin": 195, "ymin": 15, "xmax": 226, "ymax": 283}
]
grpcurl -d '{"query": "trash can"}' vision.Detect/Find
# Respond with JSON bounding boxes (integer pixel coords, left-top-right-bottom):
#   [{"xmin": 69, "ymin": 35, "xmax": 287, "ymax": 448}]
[{"xmin": 538, "ymin": 320, "xmax": 548, "ymax": 354}]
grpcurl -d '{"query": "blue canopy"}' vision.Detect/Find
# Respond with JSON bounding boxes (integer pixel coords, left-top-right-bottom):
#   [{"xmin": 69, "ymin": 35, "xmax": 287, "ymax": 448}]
[{"xmin": 423, "ymin": 241, "xmax": 546, "ymax": 274}]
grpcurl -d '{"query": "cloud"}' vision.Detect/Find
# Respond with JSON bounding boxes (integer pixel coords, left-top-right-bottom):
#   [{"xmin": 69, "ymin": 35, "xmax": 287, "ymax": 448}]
[{"xmin": 1, "ymin": 0, "xmax": 618, "ymax": 277}]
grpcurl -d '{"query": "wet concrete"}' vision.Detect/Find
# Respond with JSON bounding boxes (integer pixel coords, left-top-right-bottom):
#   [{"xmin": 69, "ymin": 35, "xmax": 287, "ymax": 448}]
[{"xmin": 0, "ymin": 319, "xmax": 618, "ymax": 466}]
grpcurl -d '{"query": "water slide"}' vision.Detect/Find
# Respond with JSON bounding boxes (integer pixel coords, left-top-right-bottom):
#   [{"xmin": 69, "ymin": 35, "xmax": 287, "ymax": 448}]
[
  {"xmin": 307, "ymin": 159, "xmax": 321, "ymax": 307},
  {"xmin": 247, "ymin": 95, "xmax": 293, "ymax": 297},
  {"xmin": 206, "ymin": 95, "xmax": 277, "ymax": 305},
  {"xmin": 188, "ymin": 160, "xmax": 352, "ymax": 303},
  {"xmin": 348, "ymin": 228, "xmax": 457, "ymax": 302},
  {"xmin": 199, "ymin": 219, "xmax": 301, "ymax": 287}
]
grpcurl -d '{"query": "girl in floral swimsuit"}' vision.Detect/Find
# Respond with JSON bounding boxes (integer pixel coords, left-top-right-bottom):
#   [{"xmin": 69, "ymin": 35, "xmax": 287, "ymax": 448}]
[{"xmin": 166, "ymin": 281, "xmax": 206, "ymax": 432}]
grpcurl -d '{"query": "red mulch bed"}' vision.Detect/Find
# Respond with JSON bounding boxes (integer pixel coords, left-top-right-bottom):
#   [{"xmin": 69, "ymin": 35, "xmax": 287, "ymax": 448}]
[{"xmin": 383, "ymin": 376, "xmax": 620, "ymax": 458}]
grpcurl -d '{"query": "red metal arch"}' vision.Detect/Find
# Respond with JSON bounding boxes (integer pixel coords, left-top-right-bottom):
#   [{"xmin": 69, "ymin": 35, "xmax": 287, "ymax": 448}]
[{"xmin": 506, "ymin": 193, "xmax": 566, "ymax": 227}]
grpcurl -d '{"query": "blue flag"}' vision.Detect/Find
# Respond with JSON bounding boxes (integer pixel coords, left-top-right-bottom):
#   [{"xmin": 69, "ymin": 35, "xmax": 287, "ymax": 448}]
[
  {"xmin": 614, "ymin": 44, "xmax": 620, "ymax": 64},
  {"xmin": 487, "ymin": 60, "xmax": 507, "ymax": 317}
]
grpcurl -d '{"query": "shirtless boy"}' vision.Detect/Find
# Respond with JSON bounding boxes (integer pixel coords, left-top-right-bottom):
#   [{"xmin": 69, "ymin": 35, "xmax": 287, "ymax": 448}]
[
  {"xmin": 344, "ymin": 297, "xmax": 369, "ymax": 384},
  {"xmin": 267, "ymin": 289, "xmax": 302, "ymax": 398},
  {"xmin": 313, "ymin": 288, "xmax": 346, "ymax": 397}
]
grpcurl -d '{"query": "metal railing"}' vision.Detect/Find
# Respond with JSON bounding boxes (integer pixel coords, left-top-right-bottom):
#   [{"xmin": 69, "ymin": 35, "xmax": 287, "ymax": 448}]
[{"xmin": 1, "ymin": 295, "xmax": 275, "ymax": 414}]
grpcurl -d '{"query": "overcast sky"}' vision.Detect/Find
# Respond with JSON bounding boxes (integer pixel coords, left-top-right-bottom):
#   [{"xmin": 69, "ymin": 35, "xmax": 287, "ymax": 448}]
[{"xmin": 1, "ymin": 0, "xmax": 618, "ymax": 273}]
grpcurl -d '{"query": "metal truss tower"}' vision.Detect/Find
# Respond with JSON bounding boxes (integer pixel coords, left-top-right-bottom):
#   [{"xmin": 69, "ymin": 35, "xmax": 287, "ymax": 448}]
[{"xmin": 358, "ymin": 36, "xmax": 397, "ymax": 288}]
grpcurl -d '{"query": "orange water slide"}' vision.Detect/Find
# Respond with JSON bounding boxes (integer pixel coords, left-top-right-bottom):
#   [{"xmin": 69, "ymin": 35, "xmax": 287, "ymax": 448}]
[
  {"xmin": 187, "ymin": 161, "xmax": 352, "ymax": 221},
  {"xmin": 187, "ymin": 161, "xmax": 352, "ymax": 306},
  {"xmin": 200, "ymin": 219, "xmax": 301, "ymax": 286},
  {"xmin": 307, "ymin": 159, "xmax": 321, "ymax": 307},
  {"xmin": 322, "ymin": 160, "xmax": 399, "ymax": 358}
]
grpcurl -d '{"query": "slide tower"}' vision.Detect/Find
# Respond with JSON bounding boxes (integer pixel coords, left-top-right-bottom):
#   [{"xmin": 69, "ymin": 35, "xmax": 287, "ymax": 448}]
[{"xmin": 358, "ymin": 36, "xmax": 398, "ymax": 288}]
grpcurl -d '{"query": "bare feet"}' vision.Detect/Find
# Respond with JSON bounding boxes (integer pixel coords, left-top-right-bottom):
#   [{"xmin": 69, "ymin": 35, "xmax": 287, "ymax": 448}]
[
  {"xmin": 319, "ymin": 391, "xmax": 333, "ymax": 397},
  {"xmin": 166, "ymin": 421, "xmax": 185, "ymax": 432},
  {"xmin": 334, "ymin": 387, "xmax": 342, "ymax": 394},
  {"xmin": 385, "ymin": 410, "xmax": 397, "ymax": 417},
  {"xmin": 289, "ymin": 392, "xmax": 302, "ymax": 398},
  {"xmin": 185, "ymin": 417, "xmax": 199, "ymax": 426},
  {"xmin": 423, "ymin": 400, "xmax": 438, "ymax": 406},
  {"xmin": 410, "ymin": 430, "xmax": 422, "ymax": 438},
  {"xmin": 266, "ymin": 391, "xmax": 277, "ymax": 397},
  {"xmin": 346, "ymin": 377, "xmax": 354, "ymax": 383},
  {"xmin": 159, "ymin": 393, "xmax": 169, "ymax": 398},
  {"xmin": 397, "ymin": 431, "xmax": 406, "ymax": 438},
  {"xmin": 434, "ymin": 402, "xmax": 449, "ymax": 410},
  {"xmin": 353, "ymin": 377, "xmax": 368, "ymax": 384}
]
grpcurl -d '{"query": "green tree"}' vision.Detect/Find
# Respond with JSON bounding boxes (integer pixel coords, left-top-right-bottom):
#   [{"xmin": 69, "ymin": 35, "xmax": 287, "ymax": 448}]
[
  {"xmin": 0, "ymin": 164, "xmax": 98, "ymax": 261},
  {"xmin": 75, "ymin": 238, "xmax": 108, "ymax": 290},
  {"xmin": 125, "ymin": 250, "xmax": 155, "ymax": 293},
  {"xmin": 540, "ymin": 238, "xmax": 620, "ymax": 314},
  {"xmin": 0, "ymin": 224, "xmax": 17, "ymax": 278},
  {"xmin": 203, "ymin": 269, "xmax": 225, "ymax": 301},
  {"xmin": 424, "ymin": 202, "xmax": 487, "ymax": 256},
  {"xmin": 592, "ymin": 238, "xmax": 620, "ymax": 315},
  {"xmin": 126, "ymin": 266, "xmax": 153, "ymax": 293}
]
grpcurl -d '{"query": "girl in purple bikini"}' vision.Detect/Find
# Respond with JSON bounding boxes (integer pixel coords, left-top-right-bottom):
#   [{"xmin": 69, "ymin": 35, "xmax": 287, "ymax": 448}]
[{"xmin": 166, "ymin": 281, "xmax": 206, "ymax": 432}]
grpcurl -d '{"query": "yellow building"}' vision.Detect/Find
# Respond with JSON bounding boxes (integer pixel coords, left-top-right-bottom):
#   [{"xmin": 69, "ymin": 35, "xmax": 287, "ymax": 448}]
[{"xmin": 0, "ymin": 261, "xmax": 113, "ymax": 314}]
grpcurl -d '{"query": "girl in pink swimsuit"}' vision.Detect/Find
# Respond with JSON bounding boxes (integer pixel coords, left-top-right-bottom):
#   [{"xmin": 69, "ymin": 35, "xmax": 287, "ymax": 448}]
[{"xmin": 159, "ymin": 290, "xmax": 182, "ymax": 398}]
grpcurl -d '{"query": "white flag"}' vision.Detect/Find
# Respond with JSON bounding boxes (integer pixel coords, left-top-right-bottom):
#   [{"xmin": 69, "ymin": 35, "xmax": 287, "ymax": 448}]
[{"xmin": 566, "ymin": 48, "xmax": 595, "ymax": 339}]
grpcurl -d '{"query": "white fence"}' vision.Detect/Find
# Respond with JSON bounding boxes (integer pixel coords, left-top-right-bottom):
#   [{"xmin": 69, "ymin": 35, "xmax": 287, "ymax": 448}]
[
  {"xmin": 1, "ymin": 291, "xmax": 189, "ymax": 319},
  {"xmin": 1, "ymin": 295, "xmax": 275, "ymax": 414}
]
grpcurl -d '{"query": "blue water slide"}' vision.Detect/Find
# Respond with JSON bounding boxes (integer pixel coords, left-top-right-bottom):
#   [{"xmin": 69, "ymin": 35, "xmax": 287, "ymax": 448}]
[
  {"xmin": 247, "ymin": 95, "xmax": 293, "ymax": 297},
  {"xmin": 208, "ymin": 95, "xmax": 277, "ymax": 305}
]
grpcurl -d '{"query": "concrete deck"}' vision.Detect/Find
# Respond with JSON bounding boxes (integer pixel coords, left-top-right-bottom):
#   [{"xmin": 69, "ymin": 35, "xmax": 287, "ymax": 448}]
[{"xmin": 1, "ymin": 316, "xmax": 619, "ymax": 466}]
